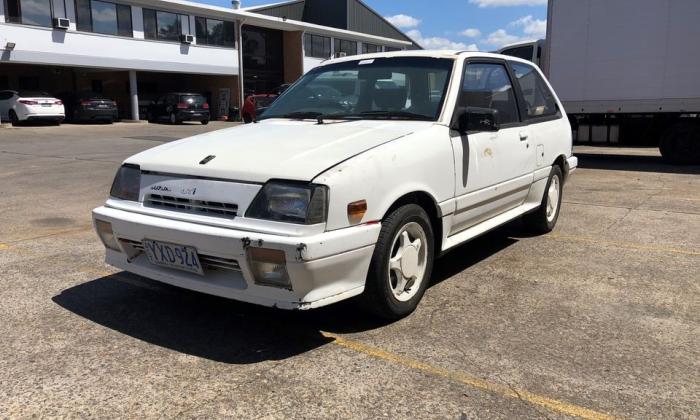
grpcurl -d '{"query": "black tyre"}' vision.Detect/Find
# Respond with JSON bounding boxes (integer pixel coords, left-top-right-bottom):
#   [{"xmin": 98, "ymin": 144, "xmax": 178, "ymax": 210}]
[
  {"xmin": 169, "ymin": 113, "xmax": 179, "ymax": 124},
  {"xmin": 9, "ymin": 110, "xmax": 19, "ymax": 126},
  {"xmin": 523, "ymin": 165, "xmax": 563, "ymax": 234},
  {"xmin": 361, "ymin": 204, "xmax": 435, "ymax": 320},
  {"xmin": 659, "ymin": 123, "xmax": 700, "ymax": 165},
  {"xmin": 201, "ymin": 119, "xmax": 209, "ymax": 125}
]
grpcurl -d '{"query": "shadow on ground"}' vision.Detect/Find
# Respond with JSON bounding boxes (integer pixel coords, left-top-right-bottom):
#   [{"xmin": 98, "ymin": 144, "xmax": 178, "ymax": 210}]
[
  {"xmin": 576, "ymin": 152, "xmax": 700, "ymax": 174},
  {"xmin": 53, "ymin": 229, "xmax": 518, "ymax": 364}
]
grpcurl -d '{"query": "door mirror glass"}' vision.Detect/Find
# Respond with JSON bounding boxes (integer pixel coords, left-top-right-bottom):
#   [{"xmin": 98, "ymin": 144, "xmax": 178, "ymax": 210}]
[{"xmin": 451, "ymin": 106, "xmax": 500, "ymax": 134}]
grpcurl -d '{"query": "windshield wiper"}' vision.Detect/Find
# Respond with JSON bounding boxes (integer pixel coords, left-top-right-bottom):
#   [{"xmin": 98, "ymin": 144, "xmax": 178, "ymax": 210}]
[
  {"xmin": 354, "ymin": 111, "xmax": 433, "ymax": 120},
  {"xmin": 264, "ymin": 111, "xmax": 361, "ymax": 124}
]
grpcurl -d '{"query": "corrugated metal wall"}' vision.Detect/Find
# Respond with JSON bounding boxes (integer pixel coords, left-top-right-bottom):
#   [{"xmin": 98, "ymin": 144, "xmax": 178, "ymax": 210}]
[
  {"xmin": 347, "ymin": 0, "xmax": 419, "ymax": 48},
  {"xmin": 302, "ymin": 0, "xmax": 347, "ymax": 30},
  {"xmin": 248, "ymin": 0, "xmax": 420, "ymax": 49},
  {"xmin": 249, "ymin": 1, "xmax": 306, "ymax": 21}
]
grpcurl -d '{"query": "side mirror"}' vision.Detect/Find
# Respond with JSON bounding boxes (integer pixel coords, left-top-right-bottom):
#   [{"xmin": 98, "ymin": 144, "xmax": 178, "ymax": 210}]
[{"xmin": 451, "ymin": 106, "xmax": 500, "ymax": 134}]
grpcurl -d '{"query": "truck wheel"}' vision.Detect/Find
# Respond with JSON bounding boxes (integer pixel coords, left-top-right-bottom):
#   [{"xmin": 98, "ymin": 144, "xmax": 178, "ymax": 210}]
[
  {"xmin": 169, "ymin": 113, "xmax": 179, "ymax": 124},
  {"xmin": 660, "ymin": 123, "xmax": 700, "ymax": 165},
  {"xmin": 524, "ymin": 165, "xmax": 563, "ymax": 234},
  {"xmin": 361, "ymin": 204, "xmax": 434, "ymax": 320}
]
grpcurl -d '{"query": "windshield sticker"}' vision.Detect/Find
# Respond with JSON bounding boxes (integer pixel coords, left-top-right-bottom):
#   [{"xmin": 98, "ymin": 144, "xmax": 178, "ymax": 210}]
[{"xmin": 358, "ymin": 59, "xmax": 375, "ymax": 65}]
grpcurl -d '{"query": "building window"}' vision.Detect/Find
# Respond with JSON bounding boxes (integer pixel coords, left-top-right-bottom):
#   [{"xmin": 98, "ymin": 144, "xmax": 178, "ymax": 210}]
[
  {"xmin": 4, "ymin": 0, "xmax": 58, "ymax": 27},
  {"xmin": 143, "ymin": 8, "xmax": 187, "ymax": 42},
  {"xmin": 179, "ymin": 15, "xmax": 190, "ymax": 35},
  {"xmin": 362, "ymin": 43, "xmax": 380, "ymax": 54},
  {"xmin": 334, "ymin": 38, "xmax": 357, "ymax": 56},
  {"xmin": 75, "ymin": 0, "xmax": 132, "ymax": 37},
  {"xmin": 194, "ymin": 16, "xmax": 235, "ymax": 47},
  {"xmin": 385, "ymin": 46, "xmax": 402, "ymax": 52},
  {"xmin": 304, "ymin": 33, "xmax": 331, "ymax": 59}
]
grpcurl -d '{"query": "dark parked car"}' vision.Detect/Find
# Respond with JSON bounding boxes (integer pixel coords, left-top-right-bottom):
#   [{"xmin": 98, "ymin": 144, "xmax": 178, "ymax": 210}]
[
  {"xmin": 57, "ymin": 92, "xmax": 118, "ymax": 123},
  {"xmin": 147, "ymin": 93, "xmax": 210, "ymax": 125}
]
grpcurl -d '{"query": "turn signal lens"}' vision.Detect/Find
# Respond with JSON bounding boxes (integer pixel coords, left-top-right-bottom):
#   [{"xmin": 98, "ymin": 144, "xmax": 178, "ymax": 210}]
[
  {"xmin": 95, "ymin": 220, "xmax": 120, "ymax": 251},
  {"xmin": 202, "ymin": 102, "xmax": 210, "ymax": 109},
  {"xmin": 247, "ymin": 247, "xmax": 291, "ymax": 289},
  {"xmin": 347, "ymin": 200, "xmax": 367, "ymax": 225}
]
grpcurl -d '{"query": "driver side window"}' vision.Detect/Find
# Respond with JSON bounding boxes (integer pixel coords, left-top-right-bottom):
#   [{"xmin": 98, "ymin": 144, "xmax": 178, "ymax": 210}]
[{"xmin": 460, "ymin": 62, "xmax": 520, "ymax": 126}]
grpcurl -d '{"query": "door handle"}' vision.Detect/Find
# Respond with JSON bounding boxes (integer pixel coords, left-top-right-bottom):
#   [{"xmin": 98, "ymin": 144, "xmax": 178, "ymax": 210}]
[{"xmin": 519, "ymin": 132, "xmax": 529, "ymax": 141}]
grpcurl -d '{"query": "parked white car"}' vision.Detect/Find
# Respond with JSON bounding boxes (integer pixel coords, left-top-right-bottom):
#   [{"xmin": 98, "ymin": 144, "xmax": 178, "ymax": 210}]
[
  {"xmin": 0, "ymin": 90, "xmax": 65, "ymax": 125},
  {"xmin": 93, "ymin": 51, "xmax": 577, "ymax": 319}
]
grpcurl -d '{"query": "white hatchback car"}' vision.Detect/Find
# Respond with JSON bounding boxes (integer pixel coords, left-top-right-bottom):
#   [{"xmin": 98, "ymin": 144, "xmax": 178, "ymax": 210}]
[
  {"xmin": 0, "ymin": 90, "xmax": 65, "ymax": 125},
  {"xmin": 93, "ymin": 51, "xmax": 577, "ymax": 319}
]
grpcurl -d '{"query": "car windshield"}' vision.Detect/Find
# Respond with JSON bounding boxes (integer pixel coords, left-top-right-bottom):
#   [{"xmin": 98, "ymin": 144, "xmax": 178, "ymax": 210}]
[
  {"xmin": 261, "ymin": 56, "xmax": 454, "ymax": 121},
  {"xmin": 19, "ymin": 91, "xmax": 52, "ymax": 98}
]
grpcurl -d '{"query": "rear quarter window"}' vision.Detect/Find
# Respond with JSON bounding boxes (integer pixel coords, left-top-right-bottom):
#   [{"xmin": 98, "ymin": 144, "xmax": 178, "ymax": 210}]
[{"xmin": 509, "ymin": 61, "xmax": 559, "ymax": 120}]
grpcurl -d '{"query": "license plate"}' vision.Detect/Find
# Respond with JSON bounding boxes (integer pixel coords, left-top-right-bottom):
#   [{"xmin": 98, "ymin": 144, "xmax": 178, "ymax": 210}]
[
  {"xmin": 41, "ymin": 104, "xmax": 52, "ymax": 107},
  {"xmin": 143, "ymin": 239, "xmax": 203, "ymax": 275},
  {"xmin": 191, "ymin": 113, "xmax": 201, "ymax": 117},
  {"xmin": 98, "ymin": 104, "xmax": 109, "ymax": 108}
]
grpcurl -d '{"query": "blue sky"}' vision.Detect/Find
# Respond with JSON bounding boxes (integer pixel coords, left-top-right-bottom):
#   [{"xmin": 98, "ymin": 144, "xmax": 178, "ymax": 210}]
[{"xmin": 198, "ymin": 0, "xmax": 548, "ymax": 51}]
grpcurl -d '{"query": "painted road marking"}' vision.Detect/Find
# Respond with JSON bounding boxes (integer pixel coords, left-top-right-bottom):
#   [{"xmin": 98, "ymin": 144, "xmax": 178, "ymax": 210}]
[
  {"xmin": 0, "ymin": 243, "xmax": 9, "ymax": 250},
  {"xmin": 546, "ymin": 234, "xmax": 699, "ymax": 256},
  {"xmin": 321, "ymin": 332, "xmax": 619, "ymax": 420}
]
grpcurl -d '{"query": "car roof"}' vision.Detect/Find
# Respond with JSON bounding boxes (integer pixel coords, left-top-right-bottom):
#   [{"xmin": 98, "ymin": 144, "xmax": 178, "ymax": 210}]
[{"xmin": 322, "ymin": 50, "xmax": 536, "ymax": 66}]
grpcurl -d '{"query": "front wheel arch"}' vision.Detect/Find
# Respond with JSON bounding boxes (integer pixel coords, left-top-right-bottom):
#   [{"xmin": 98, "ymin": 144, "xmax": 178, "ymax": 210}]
[{"xmin": 382, "ymin": 191, "xmax": 443, "ymax": 257}]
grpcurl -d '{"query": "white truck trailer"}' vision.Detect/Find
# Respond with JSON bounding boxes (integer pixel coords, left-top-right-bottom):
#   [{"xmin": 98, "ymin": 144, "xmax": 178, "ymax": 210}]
[{"xmin": 500, "ymin": 0, "xmax": 700, "ymax": 164}]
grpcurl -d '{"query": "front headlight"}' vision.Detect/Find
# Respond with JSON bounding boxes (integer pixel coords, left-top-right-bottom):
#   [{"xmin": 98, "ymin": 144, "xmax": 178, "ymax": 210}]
[
  {"xmin": 109, "ymin": 164, "xmax": 141, "ymax": 201},
  {"xmin": 246, "ymin": 181, "xmax": 328, "ymax": 224}
]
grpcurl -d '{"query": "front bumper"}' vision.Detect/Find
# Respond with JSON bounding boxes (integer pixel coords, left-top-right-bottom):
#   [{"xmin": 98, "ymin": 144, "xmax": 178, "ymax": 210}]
[{"xmin": 92, "ymin": 206, "xmax": 380, "ymax": 309}]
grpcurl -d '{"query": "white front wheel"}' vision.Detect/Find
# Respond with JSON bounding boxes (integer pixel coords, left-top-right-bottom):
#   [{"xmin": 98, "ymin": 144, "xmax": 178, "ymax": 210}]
[{"xmin": 362, "ymin": 204, "xmax": 434, "ymax": 319}]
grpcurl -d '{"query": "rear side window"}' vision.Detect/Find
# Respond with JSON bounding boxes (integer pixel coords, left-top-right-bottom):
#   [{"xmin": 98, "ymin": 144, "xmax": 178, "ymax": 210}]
[
  {"xmin": 459, "ymin": 62, "xmax": 520, "ymax": 125},
  {"xmin": 510, "ymin": 62, "xmax": 558, "ymax": 119},
  {"xmin": 0, "ymin": 92, "xmax": 13, "ymax": 100}
]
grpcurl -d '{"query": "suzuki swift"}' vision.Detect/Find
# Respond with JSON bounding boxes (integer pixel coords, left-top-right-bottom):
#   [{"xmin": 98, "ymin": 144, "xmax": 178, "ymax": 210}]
[{"xmin": 93, "ymin": 51, "xmax": 577, "ymax": 319}]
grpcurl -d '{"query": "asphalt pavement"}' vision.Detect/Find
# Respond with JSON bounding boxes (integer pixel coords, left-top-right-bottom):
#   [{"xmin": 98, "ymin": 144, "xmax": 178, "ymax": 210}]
[{"xmin": 1, "ymin": 122, "xmax": 698, "ymax": 419}]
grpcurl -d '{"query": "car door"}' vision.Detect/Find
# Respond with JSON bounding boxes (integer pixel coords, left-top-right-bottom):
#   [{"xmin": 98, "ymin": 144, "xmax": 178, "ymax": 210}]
[
  {"xmin": 509, "ymin": 60, "xmax": 563, "ymax": 171},
  {"xmin": 448, "ymin": 59, "xmax": 535, "ymax": 235}
]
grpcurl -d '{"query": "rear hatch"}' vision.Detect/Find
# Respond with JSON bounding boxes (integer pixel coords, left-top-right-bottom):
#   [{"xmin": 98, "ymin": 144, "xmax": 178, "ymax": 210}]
[
  {"xmin": 19, "ymin": 91, "xmax": 63, "ymax": 114},
  {"xmin": 179, "ymin": 94, "xmax": 209, "ymax": 113},
  {"xmin": 80, "ymin": 94, "xmax": 116, "ymax": 110}
]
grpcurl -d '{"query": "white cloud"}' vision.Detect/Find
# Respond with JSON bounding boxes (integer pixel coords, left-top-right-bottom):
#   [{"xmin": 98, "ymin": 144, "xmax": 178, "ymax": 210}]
[
  {"xmin": 385, "ymin": 14, "xmax": 422, "ymax": 29},
  {"xmin": 510, "ymin": 15, "xmax": 547, "ymax": 38},
  {"xmin": 460, "ymin": 28, "xmax": 482, "ymax": 38},
  {"xmin": 465, "ymin": 43, "xmax": 479, "ymax": 51},
  {"xmin": 406, "ymin": 30, "xmax": 470, "ymax": 50},
  {"xmin": 479, "ymin": 16, "xmax": 546, "ymax": 49},
  {"xmin": 481, "ymin": 29, "xmax": 522, "ymax": 48},
  {"xmin": 469, "ymin": 0, "xmax": 547, "ymax": 7}
]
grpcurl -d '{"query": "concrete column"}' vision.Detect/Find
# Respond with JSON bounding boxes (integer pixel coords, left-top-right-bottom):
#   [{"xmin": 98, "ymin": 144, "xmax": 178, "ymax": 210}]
[
  {"xmin": 237, "ymin": 20, "xmax": 245, "ymax": 119},
  {"xmin": 129, "ymin": 70, "xmax": 139, "ymax": 121}
]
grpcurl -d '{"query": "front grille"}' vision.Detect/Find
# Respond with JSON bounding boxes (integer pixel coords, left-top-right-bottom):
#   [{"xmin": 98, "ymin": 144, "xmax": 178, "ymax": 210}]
[
  {"xmin": 120, "ymin": 239, "xmax": 241, "ymax": 272},
  {"xmin": 146, "ymin": 194, "xmax": 238, "ymax": 218}
]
